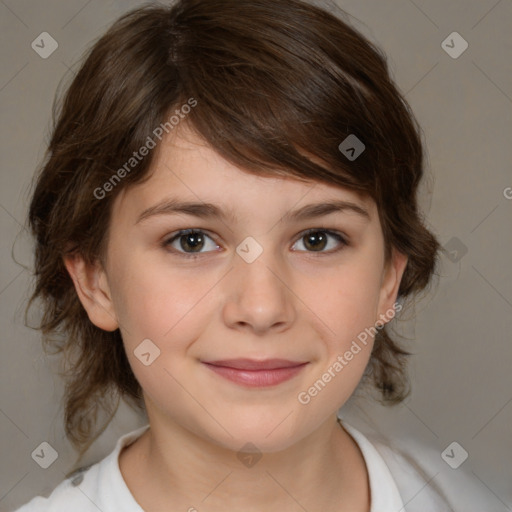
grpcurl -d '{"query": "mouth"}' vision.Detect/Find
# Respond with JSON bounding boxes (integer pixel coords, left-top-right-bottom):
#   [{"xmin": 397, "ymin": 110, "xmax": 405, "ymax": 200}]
[{"xmin": 202, "ymin": 359, "xmax": 309, "ymax": 387}]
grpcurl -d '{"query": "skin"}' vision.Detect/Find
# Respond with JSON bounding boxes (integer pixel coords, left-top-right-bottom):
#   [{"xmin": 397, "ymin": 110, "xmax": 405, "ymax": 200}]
[{"xmin": 64, "ymin": 125, "xmax": 408, "ymax": 512}]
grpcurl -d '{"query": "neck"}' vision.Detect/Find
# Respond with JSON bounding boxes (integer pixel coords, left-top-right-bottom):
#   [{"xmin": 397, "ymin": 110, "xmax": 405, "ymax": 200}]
[{"xmin": 120, "ymin": 414, "xmax": 370, "ymax": 512}]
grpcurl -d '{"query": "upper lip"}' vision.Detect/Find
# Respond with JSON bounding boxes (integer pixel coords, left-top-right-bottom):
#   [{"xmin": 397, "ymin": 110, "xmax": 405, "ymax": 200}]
[{"xmin": 203, "ymin": 359, "xmax": 308, "ymax": 370}]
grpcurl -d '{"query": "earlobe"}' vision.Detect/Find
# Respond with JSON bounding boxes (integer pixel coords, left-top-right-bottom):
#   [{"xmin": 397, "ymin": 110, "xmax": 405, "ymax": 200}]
[
  {"xmin": 62, "ymin": 253, "xmax": 119, "ymax": 332},
  {"xmin": 377, "ymin": 249, "xmax": 408, "ymax": 322}
]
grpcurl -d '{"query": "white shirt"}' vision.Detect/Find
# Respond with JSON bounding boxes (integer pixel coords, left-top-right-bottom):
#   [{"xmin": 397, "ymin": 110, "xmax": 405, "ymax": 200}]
[{"xmin": 11, "ymin": 418, "xmax": 505, "ymax": 512}]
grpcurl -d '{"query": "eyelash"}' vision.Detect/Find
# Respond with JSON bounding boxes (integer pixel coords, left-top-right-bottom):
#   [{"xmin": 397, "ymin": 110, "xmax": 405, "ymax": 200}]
[{"xmin": 161, "ymin": 228, "xmax": 349, "ymax": 259}]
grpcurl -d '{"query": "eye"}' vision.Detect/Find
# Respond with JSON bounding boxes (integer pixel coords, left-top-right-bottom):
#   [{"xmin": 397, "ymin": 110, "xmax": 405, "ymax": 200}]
[
  {"xmin": 163, "ymin": 229, "xmax": 220, "ymax": 257},
  {"xmin": 291, "ymin": 229, "xmax": 347, "ymax": 254},
  {"xmin": 162, "ymin": 228, "xmax": 348, "ymax": 259}
]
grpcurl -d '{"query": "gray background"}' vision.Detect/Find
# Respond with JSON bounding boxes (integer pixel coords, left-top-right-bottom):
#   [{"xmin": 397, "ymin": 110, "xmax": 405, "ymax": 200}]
[{"xmin": 1, "ymin": 0, "xmax": 511, "ymax": 510}]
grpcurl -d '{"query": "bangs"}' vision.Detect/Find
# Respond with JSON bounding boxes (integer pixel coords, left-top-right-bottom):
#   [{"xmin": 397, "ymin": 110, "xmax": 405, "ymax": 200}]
[{"xmin": 164, "ymin": 0, "xmax": 395, "ymax": 197}]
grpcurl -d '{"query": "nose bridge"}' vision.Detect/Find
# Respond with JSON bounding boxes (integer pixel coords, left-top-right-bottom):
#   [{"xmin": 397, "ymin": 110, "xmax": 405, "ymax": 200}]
[{"xmin": 223, "ymin": 237, "xmax": 294, "ymax": 333}]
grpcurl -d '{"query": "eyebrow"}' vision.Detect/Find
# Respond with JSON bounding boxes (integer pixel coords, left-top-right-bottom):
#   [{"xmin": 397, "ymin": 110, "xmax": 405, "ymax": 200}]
[{"xmin": 135, "ymin": 197, "xmax": 370, "ymax": 225}]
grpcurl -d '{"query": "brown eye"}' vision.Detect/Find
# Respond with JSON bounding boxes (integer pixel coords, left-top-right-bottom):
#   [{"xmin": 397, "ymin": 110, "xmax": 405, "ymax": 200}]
[
  {"xmin": 178, "ymin": 231, "xmax": 205, "ymax": 252},
  {"xmin": 303, "ymin": 231, "xmax": 328, "ymax": 251},
  {"xmin": 292, "ymin": 229, "xmax": 347, "ymax": 253},
  {"xmin": 164, "ymin": 229, "xmax": 220, "ymax": 256}
]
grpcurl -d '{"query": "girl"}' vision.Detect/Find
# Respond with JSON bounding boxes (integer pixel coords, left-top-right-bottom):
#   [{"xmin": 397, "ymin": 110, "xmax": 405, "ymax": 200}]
[{"xmin": 13, "ymin": 0, "xmax": 489, "ymax": 510}]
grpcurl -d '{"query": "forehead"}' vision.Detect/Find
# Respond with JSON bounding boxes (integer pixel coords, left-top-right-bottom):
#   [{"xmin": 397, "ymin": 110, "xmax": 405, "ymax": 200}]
[{"xmin": 113, "ymin": 126, "xmax": 376, "ymax": 223}]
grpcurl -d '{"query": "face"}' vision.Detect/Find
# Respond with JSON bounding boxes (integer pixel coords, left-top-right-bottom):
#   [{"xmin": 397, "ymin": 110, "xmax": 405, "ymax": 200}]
[{"xmin": 67, "ymin": 126, "xmax": 407, "ymax": 453}]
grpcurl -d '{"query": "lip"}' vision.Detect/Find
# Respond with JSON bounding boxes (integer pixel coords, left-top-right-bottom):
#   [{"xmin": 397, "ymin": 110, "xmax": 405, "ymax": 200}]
[{"xmin": 202, "ymin": 359, "xmax": 309, "ymax": 387}]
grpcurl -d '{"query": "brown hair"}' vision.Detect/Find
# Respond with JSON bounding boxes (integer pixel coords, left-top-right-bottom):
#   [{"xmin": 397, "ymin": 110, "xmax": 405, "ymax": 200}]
[{"xmin": 25, "ymin": 0, "xmax": 439, "ymax": 457}]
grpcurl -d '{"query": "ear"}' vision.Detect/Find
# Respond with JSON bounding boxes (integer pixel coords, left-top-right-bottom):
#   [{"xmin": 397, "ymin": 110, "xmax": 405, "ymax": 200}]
[
  {"xmin": 376, "ymin": 248, "xmax": 408, "ymax": 323},
  {"xmin": 62, "ymin": 253, "xmax": 119, "ymax": 332}
]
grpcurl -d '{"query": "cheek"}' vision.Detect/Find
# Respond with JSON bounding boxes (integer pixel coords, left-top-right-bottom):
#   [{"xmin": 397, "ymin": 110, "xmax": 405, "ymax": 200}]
[
  {"xmin": 295, "ymin": 265, "xmax": 381, "ymax": 412},
  {"xmin": 109, "ymin": 252, "xmax": 217, "ymax": 348},
  {"xmin": 307, "ymin": 258, "xmax": 383, "ymax": 341},
  {"xmin": 107, "ymin": 255, "xmax": 216, "ymax": 400}
]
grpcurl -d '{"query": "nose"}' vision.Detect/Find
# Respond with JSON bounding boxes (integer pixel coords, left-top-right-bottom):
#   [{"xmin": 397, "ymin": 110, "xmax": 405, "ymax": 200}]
[{"xmin": 222, "ymin": 248, "xmax": 296, "ymax": 335}]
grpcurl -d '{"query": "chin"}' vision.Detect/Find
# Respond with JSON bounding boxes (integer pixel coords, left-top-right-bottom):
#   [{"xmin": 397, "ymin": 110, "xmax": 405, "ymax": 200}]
[{"xmin": 198, "ymin": 411, "xmax": 312, "ymax": 454}]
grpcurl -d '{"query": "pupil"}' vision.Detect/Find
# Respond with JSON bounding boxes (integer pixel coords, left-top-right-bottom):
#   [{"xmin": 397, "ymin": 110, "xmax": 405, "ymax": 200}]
[
  {"xmin": 305, "ymin": 232, "xmax": 326, "ymax": 251},
  {"xmin": 182, "ymin": 232, "xmax": 203, "ymax": 252}
]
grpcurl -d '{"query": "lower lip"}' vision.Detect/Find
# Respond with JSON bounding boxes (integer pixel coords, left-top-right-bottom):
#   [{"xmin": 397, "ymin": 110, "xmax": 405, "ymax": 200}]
[{"xmin": 203, "ymin": 363, "xmax": 308, "ymax": 387}]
